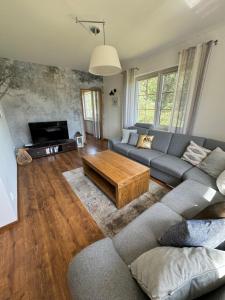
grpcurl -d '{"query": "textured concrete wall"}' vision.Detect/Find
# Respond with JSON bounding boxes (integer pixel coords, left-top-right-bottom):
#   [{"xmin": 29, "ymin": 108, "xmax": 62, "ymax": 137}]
[{"xmin": 0, "ymin": 58, "xmax": 103, "ymax": 147}]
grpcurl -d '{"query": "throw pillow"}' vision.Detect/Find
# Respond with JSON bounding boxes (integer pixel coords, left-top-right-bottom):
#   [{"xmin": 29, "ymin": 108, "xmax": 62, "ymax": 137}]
[
  {"xmin": 198, "ymin": 147, "xmax": 225, "ymax": 178},
  {"xmin": 158, "ymin": 219, "xmax": 225, "ymax": 248},
  {"xmin": 121, "ymin": 129, "xmax": 137, "ymax": 144},
  {"xmin": 181, "ymin": 140, "xmax": 211, "ymax": 166},
  {"xmin": 130, "ymin": 247, "xmax": 225, "ymax": 300},
  {"xmin": 194, "ymin": 202, "xmax": 225, "ymax": 219},
  {"xmin": 128, "ymin": 132, "xmax": 139, "ymax": 146},
  {"xmin": 217, "ymin": 170, "xmax": 225, "ymax": 195},
  {"xmin": 137, "ymin": 135, "xmax": 154, "ymax": 149}
]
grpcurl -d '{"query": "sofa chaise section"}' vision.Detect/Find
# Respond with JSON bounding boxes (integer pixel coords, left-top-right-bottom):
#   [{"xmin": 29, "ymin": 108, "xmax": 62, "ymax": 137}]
[
  {"xmin": 68, "ymin": 179, "xmax": 225, "ymax": 300},
  {"xmin": 68, "ymin": 238, "xmax": 148, "ymax": 300},
  {"xmin": 183, "ymin": 167, "xmax": 218, "ymax": 190},
  {"xmin": 112, "ymin": 202, "xmax": 183, "ymax": 265},
  {"xmin": 161, "ymin": 179, "xmax": 225, "ymax": 219}
]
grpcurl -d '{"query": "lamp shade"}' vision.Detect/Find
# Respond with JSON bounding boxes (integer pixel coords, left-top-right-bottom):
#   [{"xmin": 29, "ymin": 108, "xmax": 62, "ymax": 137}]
[{"xmin": 89, "ymin": 45, "xmax": 122, "ymax": 76}]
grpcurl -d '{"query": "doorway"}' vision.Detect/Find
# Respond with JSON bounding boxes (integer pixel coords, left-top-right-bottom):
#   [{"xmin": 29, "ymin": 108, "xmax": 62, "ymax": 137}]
[{"xmin": 80, "ymin": 89, "xmax": 103, "ymax": 141}]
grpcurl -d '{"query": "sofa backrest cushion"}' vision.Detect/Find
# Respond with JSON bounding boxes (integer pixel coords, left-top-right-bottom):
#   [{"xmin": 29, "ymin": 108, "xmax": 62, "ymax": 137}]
[
  {"xmin": 128, "ymin": 123, "xmax": 153, "ymax": 135},
  {"xmin": 148, "ymin": 130, "xmax": 173, "ymax": 153},
  {"xmin": 167, "ymin": 134, "xmax": 205, "ymax": 157},
  {"xmin": 135, "ymin": 123, "xmax": 153, "ymax": 129},
  {"xmin": 204, "ymin": 139, "xmax": 225, "ymax": 152}
]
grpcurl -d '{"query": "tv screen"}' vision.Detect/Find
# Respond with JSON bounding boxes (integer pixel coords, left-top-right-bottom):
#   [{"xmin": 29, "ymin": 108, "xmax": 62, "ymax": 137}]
[{"xmin": 29, "ymin": 121, "xmax": 69, "ymax": 144}]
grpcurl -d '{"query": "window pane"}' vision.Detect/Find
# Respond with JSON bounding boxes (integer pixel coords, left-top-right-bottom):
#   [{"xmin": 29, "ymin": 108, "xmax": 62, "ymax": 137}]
[
  {"xmin": 138, "ymin": 76, "xmax": 158, "ymax": 95},
  {"xmin": 162, "ymin": 72, "xmax": 177, "ymax": 92},
  {"xmin": 161, "ymin": 93, "xmax": 174, "ymax": 110},
  {"xmin": 137, "ymin": 77, "xmax": 158, "ymax": 123},
  {"xmin": 159, "ymin": 93, "xmax": 174, "ymax": 127},
  {"xmin": 137, "ymin": 110, "xmax": 146, "ymax": 123},
  {"xmin": 137, "ymin": 109, "xmax": 155, "ymax": 123},
  {"xmin": 147, "ymin": 77, "xmax": 158, "ymax": 94},
  {"xmin": 159, "ymin": 110, "xmax": 172, "ymax": 127},
  {"xmin": 83, "ymin": 92, "xmax": 93, "ymax": 120},
  {"xmin": 145, "ymin": 95, "xmax": 157, "ymax": 109},
  {"xmin": 145, "ymin": 110, "xmax": 155, "ymax": 123},
  {"xmin": 138, "ymin": 79, "xmax": 148, "ymax": 95},
  {"xmin": 137, "ymin": 95, "xmax": 147, "ymax": 109}
]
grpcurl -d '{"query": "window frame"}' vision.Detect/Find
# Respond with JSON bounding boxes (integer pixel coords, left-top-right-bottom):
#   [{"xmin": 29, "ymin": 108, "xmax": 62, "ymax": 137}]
[{"xmin": 135, "ymin": 66, "xmax": 178, "ymax": 130}]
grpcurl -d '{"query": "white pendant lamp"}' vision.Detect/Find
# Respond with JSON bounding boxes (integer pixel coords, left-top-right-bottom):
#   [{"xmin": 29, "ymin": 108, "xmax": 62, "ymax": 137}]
[
  {"xmin": 76, "ymin": 18, "xmax": 122, "ymax": 76},
  {"xmin": 89, "ymin": 45, "xmax": 121, "ymax": 76}
]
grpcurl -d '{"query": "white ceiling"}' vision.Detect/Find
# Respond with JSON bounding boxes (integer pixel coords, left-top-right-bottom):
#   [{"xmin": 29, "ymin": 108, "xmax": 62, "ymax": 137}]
[{"xmin": 0, "ymin": 0, "xmax": 225, "ymax": 71}]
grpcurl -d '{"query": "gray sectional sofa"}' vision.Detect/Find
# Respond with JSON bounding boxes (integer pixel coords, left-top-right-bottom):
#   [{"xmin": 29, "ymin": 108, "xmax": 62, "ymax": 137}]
[
  {"xmin": 68, "ymin": 123, "xmax": 225, "ymax": 300},
  {"xmin": 109, "ymin": 123, "xmax": 225, "ymax": 189}
]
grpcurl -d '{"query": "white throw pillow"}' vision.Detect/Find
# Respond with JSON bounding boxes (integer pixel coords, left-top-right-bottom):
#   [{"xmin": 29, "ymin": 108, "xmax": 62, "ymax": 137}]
[
  {"xmin": 182, "ymin": 140, "xmax": 211, "ymax": 166},
  {"xmin": 217, "ymin": 170, "xmax": 225, "ymax": 195},
  {"xmin": 121, "ymin": 129, "xmax": 137, "ymax": 143},
  {"xmin": 130, "ymin": 247, "xmax": 225, "ymax": 300}
]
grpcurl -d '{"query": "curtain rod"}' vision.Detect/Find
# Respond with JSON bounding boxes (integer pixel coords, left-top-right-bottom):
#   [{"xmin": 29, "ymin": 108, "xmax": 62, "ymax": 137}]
[{"xmin": 178, "ymin": 40, "xmax": 218, "ymax": 54}]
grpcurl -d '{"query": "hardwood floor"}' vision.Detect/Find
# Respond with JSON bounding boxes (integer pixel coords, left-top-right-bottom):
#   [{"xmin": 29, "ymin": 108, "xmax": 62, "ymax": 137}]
[{"xmin": 0, "ymin": 136, "xmax": 107, "ymax": 300}]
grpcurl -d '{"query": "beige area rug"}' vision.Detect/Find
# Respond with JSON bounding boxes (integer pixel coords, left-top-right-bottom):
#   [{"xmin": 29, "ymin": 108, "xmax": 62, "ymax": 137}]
[{"xmin": 63, "ymin": 167, "xmax": 169, "ymax": 237}]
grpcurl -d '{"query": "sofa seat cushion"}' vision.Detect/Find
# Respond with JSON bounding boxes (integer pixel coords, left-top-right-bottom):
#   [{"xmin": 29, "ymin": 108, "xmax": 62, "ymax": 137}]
[
  {"xmin": 129, "ymin": 149, "xmax": 164, "ymax": 166},
  {"xmin": 68, "ymin": 238, "xmax": 148, "ymax": 300},
  {"xmin": 162, "ymin": 179, "xmax": 225, "ymax": 219},
  {"xmin": 113, "ymin": 143, "xmax": 136, "ymax": 156},
  {"xmin": 112, "ymin": 203, "xmax": 183, "ymax": 265},
  {"xmin": 183, "ymin": 167, "xmax": 217, "ymax": 190},
  {"xmin": 151, "ymin": 154, "xmax": 193, "ymax": 178}
]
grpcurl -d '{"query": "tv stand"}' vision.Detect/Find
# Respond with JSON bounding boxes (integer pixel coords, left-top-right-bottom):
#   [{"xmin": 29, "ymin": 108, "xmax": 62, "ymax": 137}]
[{"xmin": 26, "ymin": 139, "xmax": 77, "ymax": 159}]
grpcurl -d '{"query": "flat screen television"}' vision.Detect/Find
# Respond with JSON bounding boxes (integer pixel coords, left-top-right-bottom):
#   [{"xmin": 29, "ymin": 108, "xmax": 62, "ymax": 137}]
[{"xmin": 29, "ymin": 121, "xmax": 69, "ymax": 144}]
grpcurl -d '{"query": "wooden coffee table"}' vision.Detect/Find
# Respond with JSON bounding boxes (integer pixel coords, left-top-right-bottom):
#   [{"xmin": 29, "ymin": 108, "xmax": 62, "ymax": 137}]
[{"xmin": 82, "ymin": 150, "xmax": 149, "ymax": 208}]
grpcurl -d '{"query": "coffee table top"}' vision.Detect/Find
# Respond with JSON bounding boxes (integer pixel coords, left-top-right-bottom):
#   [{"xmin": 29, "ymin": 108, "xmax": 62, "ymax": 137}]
[{"xmin": 82, "ymin": 150, "xmax": 149, "ymax": 185}]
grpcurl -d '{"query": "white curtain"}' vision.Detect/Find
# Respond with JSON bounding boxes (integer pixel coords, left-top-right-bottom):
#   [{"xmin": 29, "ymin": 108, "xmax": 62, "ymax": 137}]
[
  {"xmin": 170, "ymin": 41, "xmax": 214, "ymax": 134},
  {"xmin": 92, "ymin": 90, "xmax": 101, "ymax": 139},
  {"xmin": 122, "ymin": 68, "xmax": 137, "ymax": 128}
]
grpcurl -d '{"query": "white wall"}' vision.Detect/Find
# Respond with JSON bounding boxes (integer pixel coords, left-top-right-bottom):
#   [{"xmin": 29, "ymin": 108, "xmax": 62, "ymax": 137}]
[
  {"xmin": 103, "ymin": 73, "xmax": 124, "ymax": 139},
  {"xmin": 105, "ymin": 22, "xmax": 225, "ymax": 141},
  {"xmin": 0, "ymin": 104, "xmax": 18, "ymax": 227}
]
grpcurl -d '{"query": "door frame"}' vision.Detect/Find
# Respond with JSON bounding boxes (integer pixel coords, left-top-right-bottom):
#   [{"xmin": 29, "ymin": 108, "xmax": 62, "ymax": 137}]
[{"xmin": 80, "ymin": 88, "xmax": 104, "ymax": 141}]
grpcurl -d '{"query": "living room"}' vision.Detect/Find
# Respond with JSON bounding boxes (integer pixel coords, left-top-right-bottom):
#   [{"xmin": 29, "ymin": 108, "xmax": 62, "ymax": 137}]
[{"xmin": 1, "ymin": 0, "xmax": 225, "ymax": 299}]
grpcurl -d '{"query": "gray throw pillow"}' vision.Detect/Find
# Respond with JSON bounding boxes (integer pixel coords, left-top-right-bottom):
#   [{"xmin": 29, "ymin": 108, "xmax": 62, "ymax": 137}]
[
  {"xmin": 128, "ymin": 133, "xmax": 139, "ymax": 146},
  {"xmin": 198, "ymin": 147, "xmax": 225, "ymax": 178},
  {"xmin": 121, "ymin": 129, "xmax": 137, "ymax": 143},
  {"xmin": 159, "ymin": 219, "xmax": 225, "ymax": 248},
  {"xmin": 130, "ymin": 247, "xmax": 225, "ymax": 300}
]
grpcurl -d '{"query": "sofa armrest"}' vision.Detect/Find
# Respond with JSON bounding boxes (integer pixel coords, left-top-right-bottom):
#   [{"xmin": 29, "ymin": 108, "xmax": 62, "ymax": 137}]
[{"xmin": 108, "ymin": 137, "xmax": 121, "ymax": 150}]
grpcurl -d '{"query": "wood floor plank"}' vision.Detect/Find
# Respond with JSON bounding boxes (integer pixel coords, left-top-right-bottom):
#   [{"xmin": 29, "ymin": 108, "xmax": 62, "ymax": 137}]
[{"xmin": 0, "ymin": 136, "xmax": 107, "ymax": 300}]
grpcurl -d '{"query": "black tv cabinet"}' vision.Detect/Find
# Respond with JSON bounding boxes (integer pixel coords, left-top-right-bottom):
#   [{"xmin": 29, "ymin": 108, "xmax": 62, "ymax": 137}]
[{"xmin": 26, "ymin": 139, "xmax": 77, "ymax": 159}]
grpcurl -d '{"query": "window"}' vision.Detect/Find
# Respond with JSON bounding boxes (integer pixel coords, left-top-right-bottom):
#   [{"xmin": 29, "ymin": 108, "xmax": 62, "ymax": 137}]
[
  {"xmin": 136, "ymin": 67, "xmax": 177, "ymax": 130},
  {"xmin": 82, "ymin": 91, "xmax": 94, "ymax": 120}
]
